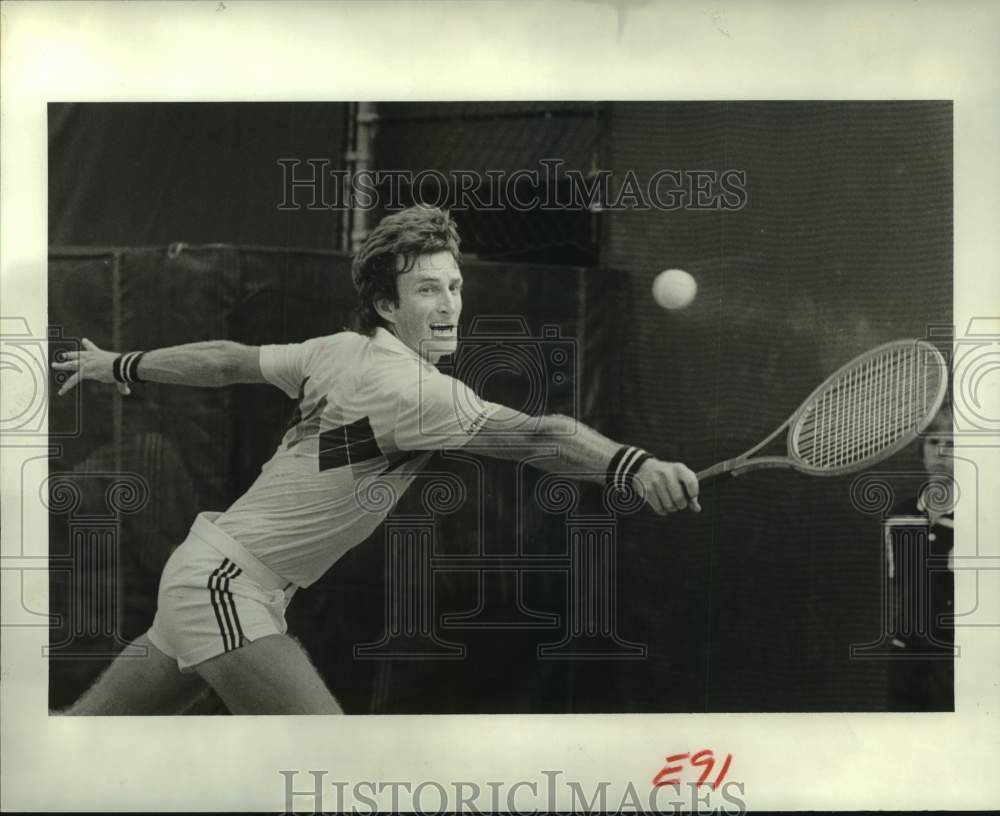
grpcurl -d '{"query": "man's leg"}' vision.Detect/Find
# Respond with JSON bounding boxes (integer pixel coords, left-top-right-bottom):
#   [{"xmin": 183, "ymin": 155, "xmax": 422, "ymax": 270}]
[
  {"xmin": 63, "ymin": 634, "xmax": 208, "ymax": 715},
  {"xmin": 194, "ymin": 633, "xmax": 343, "ymax": 714}
]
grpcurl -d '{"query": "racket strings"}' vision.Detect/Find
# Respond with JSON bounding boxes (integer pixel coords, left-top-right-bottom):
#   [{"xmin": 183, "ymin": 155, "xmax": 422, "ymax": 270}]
[
  {"xmin": 810, "ymin": 351, "xmax": 913, "ymax": 466},
  {"xmin": 806, "ymin": 350, "xmax": 934, "ymax": 466},
  {"xmin": 799, "ymin": 353, "xmax": 885, "ymax": 464},
  {"xmin": 793, "ymin": 346, "xmax": 942, "ymax": 469}
]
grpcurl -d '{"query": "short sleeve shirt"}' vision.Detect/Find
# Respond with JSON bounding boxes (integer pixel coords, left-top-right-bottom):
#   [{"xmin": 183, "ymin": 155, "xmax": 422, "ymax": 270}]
[{"xmin": 212, "ymin": 328, "xmax": 503, "ymax": 587}]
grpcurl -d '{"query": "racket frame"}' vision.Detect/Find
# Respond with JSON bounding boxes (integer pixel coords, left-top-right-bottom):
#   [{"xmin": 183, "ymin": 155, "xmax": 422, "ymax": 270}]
[{"xmin": 697, "ymin": 339, "xmax": 948, "ymax": 482}]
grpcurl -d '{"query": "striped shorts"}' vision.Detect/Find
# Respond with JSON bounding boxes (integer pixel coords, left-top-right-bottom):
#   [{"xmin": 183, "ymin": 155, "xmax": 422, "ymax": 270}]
[{"xmin": 146, "ymin": 512, "xmax": 297, "ymax": 671}]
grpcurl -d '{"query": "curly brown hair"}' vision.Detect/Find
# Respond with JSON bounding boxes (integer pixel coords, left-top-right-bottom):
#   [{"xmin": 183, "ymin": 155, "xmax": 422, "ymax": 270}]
[{"xmin": 351, "ymin": 206, "xmax": 461, "ymax": 335}]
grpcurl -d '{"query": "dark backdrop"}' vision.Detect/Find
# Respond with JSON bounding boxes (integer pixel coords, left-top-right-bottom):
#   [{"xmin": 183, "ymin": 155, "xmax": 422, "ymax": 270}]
[
  {"xmin": 49, "ymin": 103, "xmax": 348, "ymax": 249},
  {"xmin": 601, "ymin": 102, "xmax": 951, "ymax": 710},
  {"xmin": 48, "ymin": 102, "xmax": 951, "ymax": 712}
]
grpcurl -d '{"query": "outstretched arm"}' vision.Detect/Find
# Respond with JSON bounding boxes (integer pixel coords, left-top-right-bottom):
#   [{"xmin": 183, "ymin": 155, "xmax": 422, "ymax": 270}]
[
  {"xmin": 468, "ymin": 406, "xmax": 700, "ymax": 516},
  {"xmin": 52, "ymin": 338, "xmax": 266, "ymax": 396}
]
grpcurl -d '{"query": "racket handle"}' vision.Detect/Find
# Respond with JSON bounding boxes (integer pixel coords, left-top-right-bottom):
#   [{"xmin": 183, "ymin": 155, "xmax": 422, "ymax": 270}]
[{"xmin": 696, "ymin": 460, "xmax": 735, "ymax": 483}]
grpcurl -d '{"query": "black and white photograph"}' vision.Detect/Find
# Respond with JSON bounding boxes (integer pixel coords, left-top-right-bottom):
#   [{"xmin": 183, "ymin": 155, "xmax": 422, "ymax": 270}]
[
  {"xmin": 2, "ymin": 2, "xmax": 999, "ymax": 813},
  {"xmin": 45, "ymin": 99, "xmax": 956, "ymax": 719}
]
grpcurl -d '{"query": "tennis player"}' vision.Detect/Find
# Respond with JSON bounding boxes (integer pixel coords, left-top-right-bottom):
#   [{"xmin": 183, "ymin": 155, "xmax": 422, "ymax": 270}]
[{"xmin": 53, "ymin": 205, "xmax": 700, "ymax": 715}]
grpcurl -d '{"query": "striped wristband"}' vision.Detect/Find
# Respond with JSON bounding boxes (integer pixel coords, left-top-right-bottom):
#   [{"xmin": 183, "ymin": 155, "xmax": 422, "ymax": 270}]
[
  {"xmin": 607, "ymin": 445, "xmax": 653, "ymax": 493},
  {"xmin": 112, "ymin": 351, "xmax": 146, "ymax": 384}
]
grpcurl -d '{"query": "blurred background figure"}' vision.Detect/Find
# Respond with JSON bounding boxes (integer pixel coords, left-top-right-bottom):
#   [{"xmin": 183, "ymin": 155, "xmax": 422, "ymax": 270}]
[{"xmin": 884, "ymin": 404, "xmax": 954, "ymax": 711}]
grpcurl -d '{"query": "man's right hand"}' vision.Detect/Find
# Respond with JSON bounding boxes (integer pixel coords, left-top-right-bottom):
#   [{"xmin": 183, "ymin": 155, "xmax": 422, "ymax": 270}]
[
  {"xmin": 634, "ymin": 459, "xmax": 701, "ymax": 515},
  {"xmin": 51, "ymin": 338, "xmax": 131, "ymax": 396}
]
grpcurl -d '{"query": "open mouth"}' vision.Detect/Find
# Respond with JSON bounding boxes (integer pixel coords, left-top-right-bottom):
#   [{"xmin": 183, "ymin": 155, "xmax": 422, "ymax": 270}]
[{"xmin": 430, "ymin": 323, "xmax": 456, "ymax": 336}]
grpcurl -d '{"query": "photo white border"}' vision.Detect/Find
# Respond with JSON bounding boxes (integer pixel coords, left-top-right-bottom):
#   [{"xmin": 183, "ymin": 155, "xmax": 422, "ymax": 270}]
[{"xmin": 2, "ymin": 1, "xmax": 999, "ymax": 811}]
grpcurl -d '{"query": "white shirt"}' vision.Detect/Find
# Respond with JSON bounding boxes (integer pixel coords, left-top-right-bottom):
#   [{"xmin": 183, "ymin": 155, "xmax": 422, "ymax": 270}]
[{"xmin": 213, "ymin": 328, "xmax": 502, "ymax": 587}]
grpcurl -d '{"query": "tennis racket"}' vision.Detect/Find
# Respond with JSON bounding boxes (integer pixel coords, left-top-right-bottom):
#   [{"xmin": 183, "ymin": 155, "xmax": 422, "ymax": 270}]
[{"xmin": 697, "ymin": 339, "xmax": 948, "ymax": 483}]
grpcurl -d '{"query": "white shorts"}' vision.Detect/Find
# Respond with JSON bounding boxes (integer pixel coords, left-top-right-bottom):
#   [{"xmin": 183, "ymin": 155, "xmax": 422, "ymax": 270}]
[{"xmin": 146, "ymin": 512, "xmax": 298, "ymax": 671}]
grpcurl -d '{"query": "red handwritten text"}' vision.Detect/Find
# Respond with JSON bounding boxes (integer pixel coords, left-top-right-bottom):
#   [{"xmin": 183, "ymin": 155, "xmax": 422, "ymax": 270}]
[{"xmin": 652, "ymin": 749, "xmax": 733, "ymax": 790}]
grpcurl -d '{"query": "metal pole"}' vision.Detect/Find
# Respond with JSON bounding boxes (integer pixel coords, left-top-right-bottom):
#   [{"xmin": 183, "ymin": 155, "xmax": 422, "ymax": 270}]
[{"xmin": 345, "ymin": 102, "xmax": 379, "ymax": 252}]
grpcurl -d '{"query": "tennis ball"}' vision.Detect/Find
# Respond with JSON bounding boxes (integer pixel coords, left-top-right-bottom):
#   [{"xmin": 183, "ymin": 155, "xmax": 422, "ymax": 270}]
[{"xmin": 652, "ymin": 268, "xmax": 697, "ymax": 310}]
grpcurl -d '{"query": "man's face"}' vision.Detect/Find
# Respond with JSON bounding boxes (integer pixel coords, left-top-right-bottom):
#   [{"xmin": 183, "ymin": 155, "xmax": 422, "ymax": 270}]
[{"xmin": 378, "ymin": 251, "xmax": 462, "ymax": 362}]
